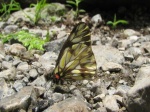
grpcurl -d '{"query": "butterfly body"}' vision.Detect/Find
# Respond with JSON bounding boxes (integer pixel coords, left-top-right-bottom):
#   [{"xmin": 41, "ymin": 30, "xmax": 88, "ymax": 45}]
[{"xmin": 52, "ymin": 22, "xmax": 97, "ymax": 82}]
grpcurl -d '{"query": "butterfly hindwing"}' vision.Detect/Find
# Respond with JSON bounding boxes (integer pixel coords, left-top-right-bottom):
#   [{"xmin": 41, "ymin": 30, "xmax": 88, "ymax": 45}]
[{"xmin": 53, "ymin": 22, "xmax": 97, "ymax": 81}]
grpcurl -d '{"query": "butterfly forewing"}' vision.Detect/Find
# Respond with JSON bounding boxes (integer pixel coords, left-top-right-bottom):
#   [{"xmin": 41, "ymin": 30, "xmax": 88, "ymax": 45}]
[{"xmin": 53, "ymin": 22, "xmax": 97, "ymax": 81}]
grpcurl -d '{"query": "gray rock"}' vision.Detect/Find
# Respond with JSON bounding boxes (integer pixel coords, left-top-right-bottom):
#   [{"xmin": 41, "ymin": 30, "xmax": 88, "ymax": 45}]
[
  {"xmin": 23, "ymin": 77, "xmax": 29, "ymax": 84},
  {"xmin": 6, "ymin": 88, "xmax": 16, "ymax": 97},
  {"xmin": 1, "ymin": 61, "xmax": 13, "ymax": 69},
  {"xmin": 118, "ymin": 39, "xmax": 131, "ymax": 50},
  {"xmin": 13, "ymin": 80, "xmax": 26, "ymax": 92},
  {"xmin": 38, "ymin": 52, "xmax": 57, "ymax": 72},
  {"xmin": 0, "ymin": 41, "xmax": 5, "ymax": 56},
  {"xmin": 13, "ymin": 59, "xmax": 22, "ymax": 66},
  {"xmin": 123, "ymin": 52, "xmax": 134, "ymax": 62},
  {"xmin": 0, "ymin": 63, "xmax": 1, "ymax": 69},
  {"xmin": 0, "ymin": 78, "xmax": 8, "ymax": 99},
  {"xmin": 28, "ymin": 75, "xmax": 47, "ymax": 87},
  {"xmin": 108, "ymin": 87, "xmax": 117, "ymax": 95},
  {"xmin": 0, "ymin": 86, "xmax": 37, "ymax": 112},
  {"xmin": 72, "ymin": 89, "xmax": 84, "ymax": 100},
  {"xmin": 143, "ymin": 35, "xmax": 150, "ymax": 42},
  {"xmin": 102, "ymin": 62, "xmax": 123, "ymax": 72},
  {"xmin": 93, "ymin": 95, "xmax": 103, "ymax": 103},
  {"xmin": 131, "ymin": 56, "xmax": 149, "ymax": 68},
  {"xmin": 123, "ymin": 29, "xmax": 140, "ymax": 37},
  {"xmin": 0, "ymin": 67, "xmax": 16, "ymax": 80},
  {"xmin": 17, "ymin": 62, "xmax": 30, "ymax": 72},
  {"xmin": 9, "ymin": 43, "xmax": 27, "ymax": 56},
  {"xmin": 0, "ymin": 54, "xmax": 4, "ymax": 62},
  {"xmin": 141, "ymin": 42, "xmax": 150, "ymax": 53},
  {"xmin": 0, "ymin": 22, "xmax": 7, "ymax": 29},
  {"xmin": 91, "ymin": 14, "xmax": 103, "ymax": 24},
  {"xmin": 126, "ymin": 47, "xmax": 143, "ymax": 58},
  {"xmin": 128, "ymin": 35, "xmax": 139, "ymax": 43},
  {"xmin": 29, "ymin": 69, "xmax": 38, "ymax": 79},
  {"xmin": 7, "ymin": 8, "xmax": 33, "ymax": 24},
  {"xmin": 82, "ymin": 80, "xmax": 89, "ymax": 85},
  {"xmin": 31, "ymin": 62, "xmax": 41, "ymax": 68},
  {"xmin": 52, "ymin": 93, "xmax": 63, "ymax": 102},
  {"xmin": 116, "ymin": 85, "xmax": 131, "ymax": 96},
  {"xmin": 4, "ymin": 25, "xmax": 18, "ymax": 34},
  {"xmin": 29, "ymin": 29, "xmax": 47, "ymax": 38},
  {"xmin": 92, "ymin": 45, "xmax": 124, "ymax": 69},
  {"xmin": 33, "ymin": 86, "xmax": 46, "ymax": 96},
  {"xmin": 4, "ymin": 55, "xmax": 13, "ymax": 61},
  {"xmin": 44, "ymin": 38, "xmax": 66, "ymax": 54},
  {"xmin": 103, "ymin": 95, "xmax": 119, "ymax": 112},
  {"xmin": 123, "ymin": 65, "xmax": 150, "ymax": 112},
  {"xmin": 43, "ymin": 97, "xmax": 89, "ymax": 112},
  {"xmin": 97, "ymin": 107, "xmax": 107, "ymax": 112}
]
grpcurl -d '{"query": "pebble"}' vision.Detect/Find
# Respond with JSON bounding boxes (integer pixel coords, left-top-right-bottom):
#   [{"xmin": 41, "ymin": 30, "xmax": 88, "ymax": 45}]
[
  {"xmin": 17, "ymin": 62, "xmax": 30, "ymax": 71},
  {"xmin": 29, "ymin": 69, "xmax": 38, "ymax": 79},
  {"xmin": 4, "ymin": 25, "xmax": 18, "ymax": 34},
  {"xmin": 1, "ymin": 61, "xmax": 13, "ymax": 69}
]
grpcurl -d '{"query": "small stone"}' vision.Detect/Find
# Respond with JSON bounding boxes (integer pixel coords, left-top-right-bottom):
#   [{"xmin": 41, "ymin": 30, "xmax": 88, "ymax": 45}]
[
  {"xmin": 116, "ymin": 85, "xmax": 131, "ymax": 96},
  {"xmin": 13, "ymin": 59, "xmax": 22, "ymax": 66},
  {"xmin": 0, "ymin": 22, "xmax": 6, "ymax": 29},
  {"xmin": 0, "ymin": 86, "xmax": 38, "ymax": 112},
  {"xmin": 103, "ymin": 95, "xmax": 119, "ymax": 112},
  {"xmin": 82, "ymin": 80, "xmax": 89, "ymax": 85},
  {"xmin": 32, "ymin": 62, "xmax": 41, "ymax": 68},
  {"xmin": 4, "ymin": 25, "xmax": 18, "ymax": 34},
  {"xmin": 13, "ymin": 80, "xmax": 25, "ymax": 92},
  {"xmin": 91, "ymin": 14, "xmax": 103, "ymax": 24},
  {"xmin": 108, "ymin": 87, "xmax": 116, "ymax": 95},
  {"xmin": 69, "ymin": 85, "xmax": 76, "ymax": 91},
  {"xmin": 52, "ymin": 93, "xmax": 63, "ymax": 102},
  {"xmin": 123, "ymin": 53, "xmax": 134, "ymax": 62},
  {"xmin": 97, "ymin": 107, "xmax": 107, "ymax": 112},
  {"xmin": 33, "ymin": 86, "xmax": 46, "ymax": 96},
  {"xmin": 131, "ymin": 56, "xmax": 149, "ymax": 67},
  {"xmin": 123, "ymin": 66, "xmax": 150, "ymax": 112},
  {"xmin": 0, "ymin": 78, "xmax": 8, "ymax": 99},
  {"xmin": 23, "ymin": 77, "xmax": 29, "ymax": 84},
  {"xmin": 9, "ymin": 43, "xmax": 26, "ymax": 56},
  {"xmin": 128, "ymin": 35, "xmax": 139, "ymax": 43},
  {"xmin": 93, "ymin": 95, "xmax": 103, "ymax": 103},
  {"xmin": 1, "ymin": 61, "xmax": 13, "ymax": 69},
  {"xmin": 4, "ymin": 55, "xmax": 13, "ymax": 61},
  {"xmin": 28, "ymin": 75, "xmax": 47, "ymax": 87},
  {"xmin": 17, "ymin": 62, "xmax": 30, "ymax": 71},
  {"xmin": 43, "ymin": 97, "xmax": 89, "ymax": 112},
  {"xmin": 29, "ymin": 69, "xmax": 38, "ymax": 79},
  {"xmin": 119, "ymin": 80, "xmax": 127, "ymax": 85},
  {"xmin": 72, "ymin": 89, "xmax": 84, "ymax": 99},
  {"xmin": 0, "ymin": 67, "xmax": 16, "ymax": 80},
  {"xmin": 123, "ymin": 29, "xmax": 140, "ymax": 37},
  {"xmin": 102, "ymin": 62, "xmax": 123, "ymax": 72},
  {"xmin": 38, "ymin": 52, "xmax": 57, "ymax": 72}
]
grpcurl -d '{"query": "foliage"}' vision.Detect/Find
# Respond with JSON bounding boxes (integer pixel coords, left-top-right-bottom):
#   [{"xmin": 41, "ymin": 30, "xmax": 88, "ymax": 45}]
[
  {"xmin": 25, "ymin": 0, "xmax": 47, "ymax": 25},
  {"xmin": 66, "ymin": 0, "xmax": 85, "ymax": 18},
  {"xmin": 107, "ymin": 14, "xmax": 128, "ymax": 28},
  {"xmin": 0, "ymin": 0, "xmax": 21, "ymax": 20},
  {"xmin": 0, "ymin": 30, "xmax": 50, "ymax": 50}
]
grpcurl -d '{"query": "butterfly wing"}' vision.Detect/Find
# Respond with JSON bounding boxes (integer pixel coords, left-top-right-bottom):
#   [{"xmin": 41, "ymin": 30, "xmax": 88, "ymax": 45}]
[{"xmin": 53, "ymin": 22, "xmax": 97, "ymax": 81}]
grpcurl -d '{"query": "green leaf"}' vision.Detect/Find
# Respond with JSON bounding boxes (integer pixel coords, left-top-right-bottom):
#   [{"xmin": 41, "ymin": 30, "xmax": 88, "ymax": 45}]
[
  {"xmin": 116, "ymin": 20, "xmax": 128, "ymax": 25},
  {"xmin": 79, "ymin": 9, "xmax": 85, "ymax": 13},
  {"xmin": 66, "ymin": 1, "xmax": 76, "ymax": 6},
  {"xmin": 106, "ymin": 21, "xmax": 113, "ymax": 25}
]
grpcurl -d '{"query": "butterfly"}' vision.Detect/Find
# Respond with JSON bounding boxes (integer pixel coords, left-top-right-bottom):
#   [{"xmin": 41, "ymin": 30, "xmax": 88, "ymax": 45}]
[{"xmin": 51, "ymin": 22, "xmax": 97, "ymax": 82}]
